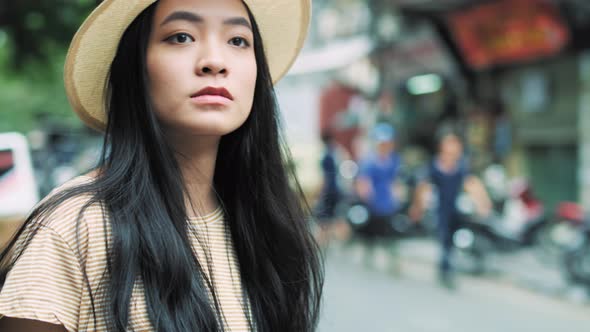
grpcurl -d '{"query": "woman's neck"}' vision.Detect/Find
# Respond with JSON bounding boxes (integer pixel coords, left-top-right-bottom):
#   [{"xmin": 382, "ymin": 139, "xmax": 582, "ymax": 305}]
[{"xmin": 168, "ymin": 134, "xmax": 221, "ymax": 217}]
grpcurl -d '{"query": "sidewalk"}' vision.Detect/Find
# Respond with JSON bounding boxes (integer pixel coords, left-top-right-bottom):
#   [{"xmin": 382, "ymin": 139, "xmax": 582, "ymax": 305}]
[{"xmin": 329, "ymin": 237, "xmax": 590, "ymax": 306}]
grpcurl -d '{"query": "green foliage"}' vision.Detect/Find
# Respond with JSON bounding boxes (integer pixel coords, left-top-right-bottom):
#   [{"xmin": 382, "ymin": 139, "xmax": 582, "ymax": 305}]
[
  {"xmin": 0, "ymin": 0, "xmax": 98, "ymax": 132},
  {"xmin": 0, "ymin": 0, "xmax": 98, "ymax": 69},
  {"xmin": 0, "ymin": 61, "xmax": 79, "ymax": 132}
]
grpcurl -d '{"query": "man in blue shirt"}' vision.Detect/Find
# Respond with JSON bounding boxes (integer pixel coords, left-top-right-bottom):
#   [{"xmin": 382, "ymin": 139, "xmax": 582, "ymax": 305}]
[{"xmin": 356, "ymin": 123, "xmax": 401, "ymax": 239}]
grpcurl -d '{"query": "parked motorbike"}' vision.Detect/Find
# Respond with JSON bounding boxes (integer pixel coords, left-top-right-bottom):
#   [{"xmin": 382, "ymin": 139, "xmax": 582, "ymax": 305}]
[
  {"xmin": 30, "ymin": 127, "xmax": 101, "ymax": 197},
  {"xmin": 535, "ymin": 202, "xmax": 587, "ymax": 264},
  {"xmin": 452, "ymin": 178, "xmax": 547, "ymax": 274},
  {"xmin": 563, "ymin": 221, "xmax": 590, "ymax": 287}
]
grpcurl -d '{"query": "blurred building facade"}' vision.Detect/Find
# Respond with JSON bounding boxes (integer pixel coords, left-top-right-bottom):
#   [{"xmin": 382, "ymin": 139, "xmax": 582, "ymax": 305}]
[
  {"xmin": 384, "ymin": 0, "xmax": 590, "ymax": 210},
  {"xmin": 281, "ymin": 0, "xmax": 590, "ymax": 209}
]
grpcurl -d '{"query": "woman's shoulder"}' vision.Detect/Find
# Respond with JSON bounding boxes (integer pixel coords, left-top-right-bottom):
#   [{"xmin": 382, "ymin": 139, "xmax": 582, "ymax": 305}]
[
  {"xmin": 32, "ymin": 173, "xmax": 108, "ymax": 244},
  {"xmin": 0, "ymin": 174, "xmax": 111, "ymax": 331}
]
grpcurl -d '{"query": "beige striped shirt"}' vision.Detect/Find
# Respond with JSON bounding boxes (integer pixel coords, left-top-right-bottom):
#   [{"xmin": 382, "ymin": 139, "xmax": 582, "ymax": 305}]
[{"xmin": 0, "ymin": 176, "xmax": 251, "ymax": 331}]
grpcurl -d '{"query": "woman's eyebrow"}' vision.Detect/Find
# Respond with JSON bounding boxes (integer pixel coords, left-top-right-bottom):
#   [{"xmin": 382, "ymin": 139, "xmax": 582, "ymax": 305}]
[
  {"xmin": 160, "ymin": 11, "xmax": 252, "ymax": 31},
  {"xmin": 223, "ymin": 17, "xmax": 252, "ymax": 31},
  {"xmin": 160, "ymin": 11, "xmax": 203, "ymax": 26}
]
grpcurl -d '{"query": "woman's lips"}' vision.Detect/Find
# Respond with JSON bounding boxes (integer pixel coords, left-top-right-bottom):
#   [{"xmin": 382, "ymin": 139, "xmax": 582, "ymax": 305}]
[
  {"xmin": 190, "ymin": 94, "xmax": 231, "ymax": 106},
  {"xmin": 190, "ymin": 86, "xmax": 233, "ymax": 106}
]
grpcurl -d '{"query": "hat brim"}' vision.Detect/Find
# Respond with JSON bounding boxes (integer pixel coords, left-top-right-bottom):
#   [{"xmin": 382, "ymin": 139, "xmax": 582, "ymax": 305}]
[{"xmin": 64, "ymin": 0, "xmax": 311, "ymax": 131}]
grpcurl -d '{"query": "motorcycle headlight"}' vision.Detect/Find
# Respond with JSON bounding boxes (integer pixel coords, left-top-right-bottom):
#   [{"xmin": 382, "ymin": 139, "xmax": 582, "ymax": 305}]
[
  {"xmin": 456, "ymin": 194, "xmax": 475, "ymax": 215},
  {"xmin": 348, "ymin": 205, "xmax": 369, "ymax": 226},
  {"xmin": 453, "ymin": 229, "xmax": 475, "ymax": 249}
]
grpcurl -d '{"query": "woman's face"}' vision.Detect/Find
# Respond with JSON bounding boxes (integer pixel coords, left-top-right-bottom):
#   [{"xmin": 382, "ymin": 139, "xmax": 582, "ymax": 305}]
[{"xmin": 147, "ymin": 0, "xmax": 257, "ymax": 137}]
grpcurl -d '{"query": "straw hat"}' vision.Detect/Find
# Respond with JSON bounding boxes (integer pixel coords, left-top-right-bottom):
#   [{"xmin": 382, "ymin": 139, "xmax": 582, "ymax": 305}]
[{"xmin": 64, "ymin": 0, "xmax": 311, "ymax": 131}]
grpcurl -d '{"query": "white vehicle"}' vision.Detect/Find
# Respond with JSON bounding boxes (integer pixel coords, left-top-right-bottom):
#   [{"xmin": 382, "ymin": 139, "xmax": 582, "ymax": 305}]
[{"xmin": 0, "ymin": 132, "xmax": 39, "ymax": 220}]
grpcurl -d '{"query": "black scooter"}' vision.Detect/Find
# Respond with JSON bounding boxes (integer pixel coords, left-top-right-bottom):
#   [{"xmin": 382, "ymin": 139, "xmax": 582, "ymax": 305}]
[
  {"xmin": 452, "ymin": 180, "xmax": 547, "ymax": 274},
  {"xmin": 536, "ymin": 202, "xmax": 588, "ymax": 264},
  {"xmin": 563, "ymin": 221, "xmax": 590, "ymax": 287}
]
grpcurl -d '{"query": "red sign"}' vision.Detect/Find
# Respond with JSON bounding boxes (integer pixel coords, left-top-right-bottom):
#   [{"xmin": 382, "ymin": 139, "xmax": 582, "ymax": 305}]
[
  {"xmin": 319, "ymin": 82, "xmax": 362, "ymax": 159},
  {"xmin": 0, "ymin": 133, "xmax": 39, "ymax": 219},
  {"xmin": 0, "ymin": 150, "xmax": 14, "ymax": 175},
  {"xmin": 447, "ymin": 0, "xmax": 569, "ymax": 69}
]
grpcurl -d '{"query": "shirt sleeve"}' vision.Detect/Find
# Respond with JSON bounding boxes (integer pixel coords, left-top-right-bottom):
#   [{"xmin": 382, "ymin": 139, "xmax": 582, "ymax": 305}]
[
  {"xmin": 357, "ymin": 158, "xmax": 372, "ymax": 180},
  {"xmin": 0, "ymin": 224, "xmax": 84, "ymax": 332},
  {"xmin": 460, "ymin": 157, "xmax": 472, "ymax": 178},
  {"xmin": 390, "ymin": 153, "xmax": 402, "ymax": 178}
]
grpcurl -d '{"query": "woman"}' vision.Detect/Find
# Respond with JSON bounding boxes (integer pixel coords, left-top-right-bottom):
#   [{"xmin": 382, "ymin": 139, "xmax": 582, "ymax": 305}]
[{"xmin": 0, "ymin": 0, "xmax": 323, "ymax": 331}]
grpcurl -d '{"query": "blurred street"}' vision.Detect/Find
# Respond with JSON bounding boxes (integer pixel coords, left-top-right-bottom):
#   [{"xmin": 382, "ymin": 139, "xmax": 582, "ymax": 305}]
[
  {"xmin": 4, "ymin": 0, "xmax": 590, "ymax": 330},
  {"xmin": 319, "ymin": 244, "xmax": 590, "ymax": 332}
]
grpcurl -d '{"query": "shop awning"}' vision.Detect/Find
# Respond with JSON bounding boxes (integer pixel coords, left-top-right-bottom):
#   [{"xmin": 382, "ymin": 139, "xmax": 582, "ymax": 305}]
[{"xmin": 287, "ymin": 36, "xmax": 374, "ymax": 76}]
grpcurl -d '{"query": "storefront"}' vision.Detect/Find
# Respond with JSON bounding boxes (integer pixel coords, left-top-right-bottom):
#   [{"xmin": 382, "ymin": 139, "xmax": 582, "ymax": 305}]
[
  {"xmin": 372, "ymin": 20, "xmax": 460, "ymax": 154},
  {"xmin": 444, "ymin": 0, "xmax": 577, "ymax": 209},
  {"xmin": 390, "ymin": 0, "xmax": 585, "ymax": 209}
]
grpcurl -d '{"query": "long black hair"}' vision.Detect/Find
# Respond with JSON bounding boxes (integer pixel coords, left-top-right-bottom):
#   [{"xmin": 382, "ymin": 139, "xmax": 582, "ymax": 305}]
[{"xmin": 0, "ymin": 2, "xmax": 323, "ymax": 331}]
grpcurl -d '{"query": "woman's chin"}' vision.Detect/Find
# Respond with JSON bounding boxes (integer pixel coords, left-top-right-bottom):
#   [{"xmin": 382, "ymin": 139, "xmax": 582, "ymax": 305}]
[{"xmin": 172, "ymin": 121, "xmax": 245, "ymax": 137}]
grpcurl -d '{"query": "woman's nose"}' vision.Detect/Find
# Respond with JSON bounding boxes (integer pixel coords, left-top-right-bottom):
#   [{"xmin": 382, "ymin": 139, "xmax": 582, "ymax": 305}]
[{"xmin": 195, "ymin": 43, "xmax": 227, "ymax": 77}]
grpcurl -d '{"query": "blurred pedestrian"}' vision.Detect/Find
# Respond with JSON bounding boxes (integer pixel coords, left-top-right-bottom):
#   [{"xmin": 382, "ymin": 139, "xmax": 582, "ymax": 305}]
[
  {"xmin": 313, "ymin": 131, "xmax": 349, "ymax": 246},
  {"xmin": 411, "ymin": 131, "xmax": 491, "ymax": 289},
  {"xmin": 354, "ymin": 123, "xmax": 403, "ymax": 271},
  {"xmin": 0, "ymin": 0, "xmax": 322, "ymax": 331}
]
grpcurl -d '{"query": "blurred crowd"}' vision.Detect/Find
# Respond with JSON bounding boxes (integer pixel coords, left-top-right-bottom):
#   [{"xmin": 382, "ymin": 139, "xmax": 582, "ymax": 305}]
[{"xmin": 309, "ymin": 81, "xmax": 590, "ymax": 292}]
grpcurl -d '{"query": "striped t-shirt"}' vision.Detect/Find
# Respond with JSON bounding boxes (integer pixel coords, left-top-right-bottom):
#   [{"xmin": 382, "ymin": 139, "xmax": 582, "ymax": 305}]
[{"xmin": 0, "ymin": 176, "xmax": 251, "ymax": 331}]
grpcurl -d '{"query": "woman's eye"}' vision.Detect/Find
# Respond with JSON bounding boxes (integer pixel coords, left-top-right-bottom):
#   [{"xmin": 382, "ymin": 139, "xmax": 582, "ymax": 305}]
[
  {"xmin": 229, "ymin": 37, "xmax": 250, "ymax": 48},
  {"xmin": 167, "ymin": 33, "xmax": 194, "ymax": 44}
]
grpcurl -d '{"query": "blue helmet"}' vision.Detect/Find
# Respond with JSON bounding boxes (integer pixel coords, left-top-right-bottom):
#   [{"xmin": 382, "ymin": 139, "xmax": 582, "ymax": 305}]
[{"xmin": 371, "ymin": 123, "xmax": 395, "ymax": 142}]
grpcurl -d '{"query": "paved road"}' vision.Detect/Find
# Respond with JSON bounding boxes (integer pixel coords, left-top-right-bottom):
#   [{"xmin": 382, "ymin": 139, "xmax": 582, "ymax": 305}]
[{"xmin": 318, "ymin": 247, "xmax": 590, "ymax": 332}]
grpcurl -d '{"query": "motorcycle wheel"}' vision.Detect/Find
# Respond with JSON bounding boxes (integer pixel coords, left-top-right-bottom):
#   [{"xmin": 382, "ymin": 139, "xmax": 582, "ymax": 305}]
[
  {"xmin": 536, "ymin": 221, "xmax": 584, "ymax": 265},
  {"xmin": 452, "ymin": 228, "xmax": 492, "ymax": 275},
  {"xmin": 564, "ymin": 241, "xmax": 590, "ymax": 285}
]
